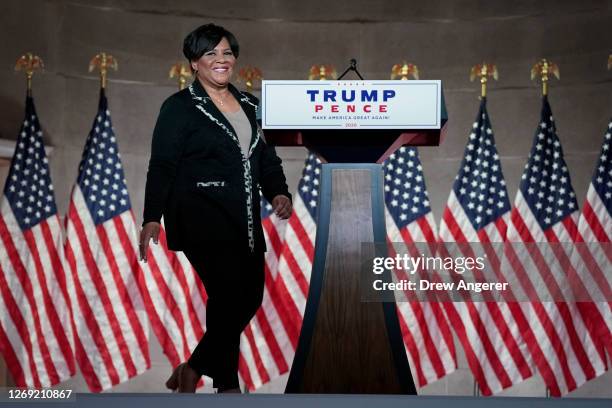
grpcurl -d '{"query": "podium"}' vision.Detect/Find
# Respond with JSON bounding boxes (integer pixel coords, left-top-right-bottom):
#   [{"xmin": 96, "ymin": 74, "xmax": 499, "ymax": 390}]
[{"xmin": 262, "ymin": 80, "xmax": 447, "ymax": 394}]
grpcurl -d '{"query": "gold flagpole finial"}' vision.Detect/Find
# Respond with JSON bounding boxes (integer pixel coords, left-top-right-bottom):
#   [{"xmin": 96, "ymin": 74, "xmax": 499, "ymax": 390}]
[
  {"xmin": 390, "ymin": 62, "xmax": 419, "ymax": 80},
  {"xmin": 169, "ymin": 62, "xmax": 192, "ymax": 91},
  {"xmin": 470, "ymin": 63, "xmax": 498, "ymax": 98},
  {"xmin": 237, "ymin": 66, "xmax": 263, "ymax": 92},
  {"xmin": 308, "ymin": 64, "xmax": 337, "ymax": 80},
  {"xmin": 89, "ymin": 52, "xmax": 118, "ymax": 89},
  {"xmin": 15, "ymin": 52, "xmax": 44, "ymax": 96},
  {"xmin": 608, "ymin": 54, "xmax": 611, "ymax": 70},
  {"xmin": 530, "ymin": 58, "xmax": 559, "ymax": 96}
]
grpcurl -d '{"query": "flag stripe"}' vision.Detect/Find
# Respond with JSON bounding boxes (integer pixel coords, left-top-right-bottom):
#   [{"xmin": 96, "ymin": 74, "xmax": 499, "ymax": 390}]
[
  {"xmin": 106, "ymin": 216, "xmax": 152, "ymax": 358},
  {"xmin": 148, "ymin": 248, "xmax": 203, "ymax": 353},
  {"xmin": 139, "ymin": 242, "xmax": 190, "ymax": 361},
  {"xmin": 22, "ymin": 230, "xmax": 65, "ymax": 384},
  {"xmin": 68, "ymin": 195, "xmax": 137, "ymax": 381},
  {"xmin": 0, "ymin": 318, "xmax": 28, "ymax": 386},
  {"xmin": 0, "ymin": 216, "xmax": 54, "ymax": 386},
  {"xmin": 582, "ymin": 200, "xmax": 611, "ymax": 242},
  {"xmin": 22, "ymin": 228, "xmax": 64, "ymax": 385},
  {"xmin": 243, "ymin": 323, "xmax": 271, "ymax": 385},
  {"xmin": 288, "ymin": 213, "xmax": 315, "ymax": 259},
  {"xmin": 262, "ymin": 219, "xmax": 285, "ymax": 264},
  {"xmin": 95, "ymin": 224, "xmax": 144, "ymax": 377},
  {"xmin": 132, "ymin": 258, "xmax": 182, "ymax": 365},
  {"xmin": 387, "ymin": 225, "xmax": 456, "ymax": 380},
  {"xmin": 267, "ymin": 272, "xmax": 301, "ymax": 349},
  {"xmin": 237, "ymin": 352, "xmax": 254, "ymax": 390},
  {"xmin": 0, "ymin": 260, "xmax": 41, "ymax": 387},
  {"xmin": 64, "ymin": 212, "xmax": 121, "ymax": 388},
  {"xmin": 396, "ymin": 307, "xmax": 428, "ymax": 386},
  {"xmin": 281, "ymin": 223, "xmax": 312, "ymax": 298},
  {"xmin": 387, "ymin": 240, "xmax": 449, "ymax": 382},
  {"xmin": 517, "ymin": 203, "xmax": 603, "ymax": 379},
  {"xmin": 509, "ymin": 207, "xmax": 583, "ymax": 390},
  {"xmin": 139, "ymin": 237, "xmax": 191, "ymax": 359},
  {"xmin": 63, "ymin": 237, "xmax": 107, "ymax": 392},
  {"xmin": 277, "ymin": 244, "xmax": 310, "ymax": 308},
  {"xmin": 254, "ymin": 285, "xmax": 290, "ymax": 369},
  {"xmin": 38, "ymin": 218, "xmax": 77, "ymax": 374},
  {"xmin": 442, "ymin": 204, "xmax": 522, "ymax": 391},
  {"xmin": 158, "ymin": 227, "xmax": 208, "ymax": 334},
  {"xmin": 476, "ymin": 225, "xmax": 533, "ymax": 381}
]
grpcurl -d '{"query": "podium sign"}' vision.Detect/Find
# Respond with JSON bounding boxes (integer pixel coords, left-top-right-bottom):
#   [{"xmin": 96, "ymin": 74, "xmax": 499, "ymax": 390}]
[{"xmin": 262, "ymin": 80, "xmax": 442, "ymax": 130}]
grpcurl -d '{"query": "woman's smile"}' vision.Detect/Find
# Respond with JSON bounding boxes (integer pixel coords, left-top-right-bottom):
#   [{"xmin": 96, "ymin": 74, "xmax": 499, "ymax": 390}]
[{"xmin": 191, "ymin": 37, "xmax": 236, "ymax": 88}]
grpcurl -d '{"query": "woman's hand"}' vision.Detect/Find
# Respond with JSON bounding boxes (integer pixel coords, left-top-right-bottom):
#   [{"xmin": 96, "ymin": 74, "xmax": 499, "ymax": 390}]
[
  {"xmin": 272, "ymin": 195, "xmax": 292, "ymax": 219},
  {"xmin": 139, "ymin": 221, "xmax": 161, "ymax": 262}
]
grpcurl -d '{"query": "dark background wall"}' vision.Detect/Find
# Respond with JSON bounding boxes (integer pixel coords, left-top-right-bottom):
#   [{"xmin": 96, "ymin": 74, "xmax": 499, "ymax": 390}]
[{"xmin": 0, "ymin": 0, "xmax": 610, "ymax": 395}]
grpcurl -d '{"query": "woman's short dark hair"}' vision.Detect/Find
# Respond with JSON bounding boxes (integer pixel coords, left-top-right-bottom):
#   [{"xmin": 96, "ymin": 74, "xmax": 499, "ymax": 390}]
[{"xmin": 183, "ymin": 23, "xmax": 240, "ymax": 63}]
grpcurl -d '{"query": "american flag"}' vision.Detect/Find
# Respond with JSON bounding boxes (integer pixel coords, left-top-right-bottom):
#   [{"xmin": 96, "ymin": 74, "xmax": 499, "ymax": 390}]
[
  {"xmin": 384, "ymin": 146, "xmax": 457, "ymax": 388},
  {"xmin": 270, "ymin": 153, "xmax": 321, "ymax": 373},
  {"xmin": 237, "ymin": 196, "xmax": 296, "ymax": 390},
  {"xmin": 573, "ymin": 120, "xmax": 612, "ymax": 357},
  {"xmin": 0, "ymin": 95, "xmax": 76, "ymax": 388},
  {"xmin": 438, "ymin": 98, "xmax": 533, "ymax": 395},
  {"xmin": 504, "ymin": 96, "xmax": 607, "ymax": 395},
  {"xmin": 64, "ymin": 90, "xmax": 151, "ymax": 391}
]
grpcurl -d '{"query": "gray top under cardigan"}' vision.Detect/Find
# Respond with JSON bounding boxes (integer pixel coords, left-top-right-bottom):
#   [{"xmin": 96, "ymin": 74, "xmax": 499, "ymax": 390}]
[{"xmin": 222, "ymin": 107, "xmax": 252, "ymax": 157}]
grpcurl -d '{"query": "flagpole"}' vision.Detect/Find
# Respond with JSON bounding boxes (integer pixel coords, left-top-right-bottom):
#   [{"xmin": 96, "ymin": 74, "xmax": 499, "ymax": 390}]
[
  {"xmin": 89, "ymin": 52, "xmax": 118, "ymax": 90},
  {"xmin": 530, "ymin": 58, "xmax": 559, "ymax": 97},
  {"xmin": 169, "ymin": 62, "xmax": 192, "ymax": 91},
  {"xmin": 15, "ymin": 52, "xmax": 44, "ymax": 97},
  {"xmin": 470, "ymin": 63, "xmax": 498, "ymax": 99},
  {"xmin": 471, "ymin": 379, "xmax": 480, "ymax": 397}
]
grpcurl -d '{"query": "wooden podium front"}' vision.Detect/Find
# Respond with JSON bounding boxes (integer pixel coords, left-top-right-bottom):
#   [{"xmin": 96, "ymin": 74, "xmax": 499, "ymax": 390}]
[
  {"xmin": 263, "ymin": 84, "xmax": 447, "ymax": 394},
  {"xmin": 288, "ymin": 163, "xmax": 414, "ymax": 393}
]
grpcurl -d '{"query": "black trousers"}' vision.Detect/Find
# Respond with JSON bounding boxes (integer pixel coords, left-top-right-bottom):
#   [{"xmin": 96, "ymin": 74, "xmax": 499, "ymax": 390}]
[{"xmin": 183, "ymin": 246, "xmax": 265, "ymax": 390}]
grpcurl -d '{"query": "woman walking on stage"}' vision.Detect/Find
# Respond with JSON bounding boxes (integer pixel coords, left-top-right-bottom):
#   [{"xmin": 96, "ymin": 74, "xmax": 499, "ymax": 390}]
[{"xmin": 139, "ymin": 23, "xmax": 292, "ymax": 393}]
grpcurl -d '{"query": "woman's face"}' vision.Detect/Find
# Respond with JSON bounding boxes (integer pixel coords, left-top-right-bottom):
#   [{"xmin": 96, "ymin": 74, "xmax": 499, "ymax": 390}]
[{"xmin": 191, "ymin": 37, "xmax": 236, "ymax": 88}]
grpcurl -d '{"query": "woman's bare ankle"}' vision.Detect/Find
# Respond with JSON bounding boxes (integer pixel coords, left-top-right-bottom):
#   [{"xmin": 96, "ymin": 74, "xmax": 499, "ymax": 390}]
[{"xmin": 177, "ymin": 363, "xmax": 200, "ymax": 393}]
